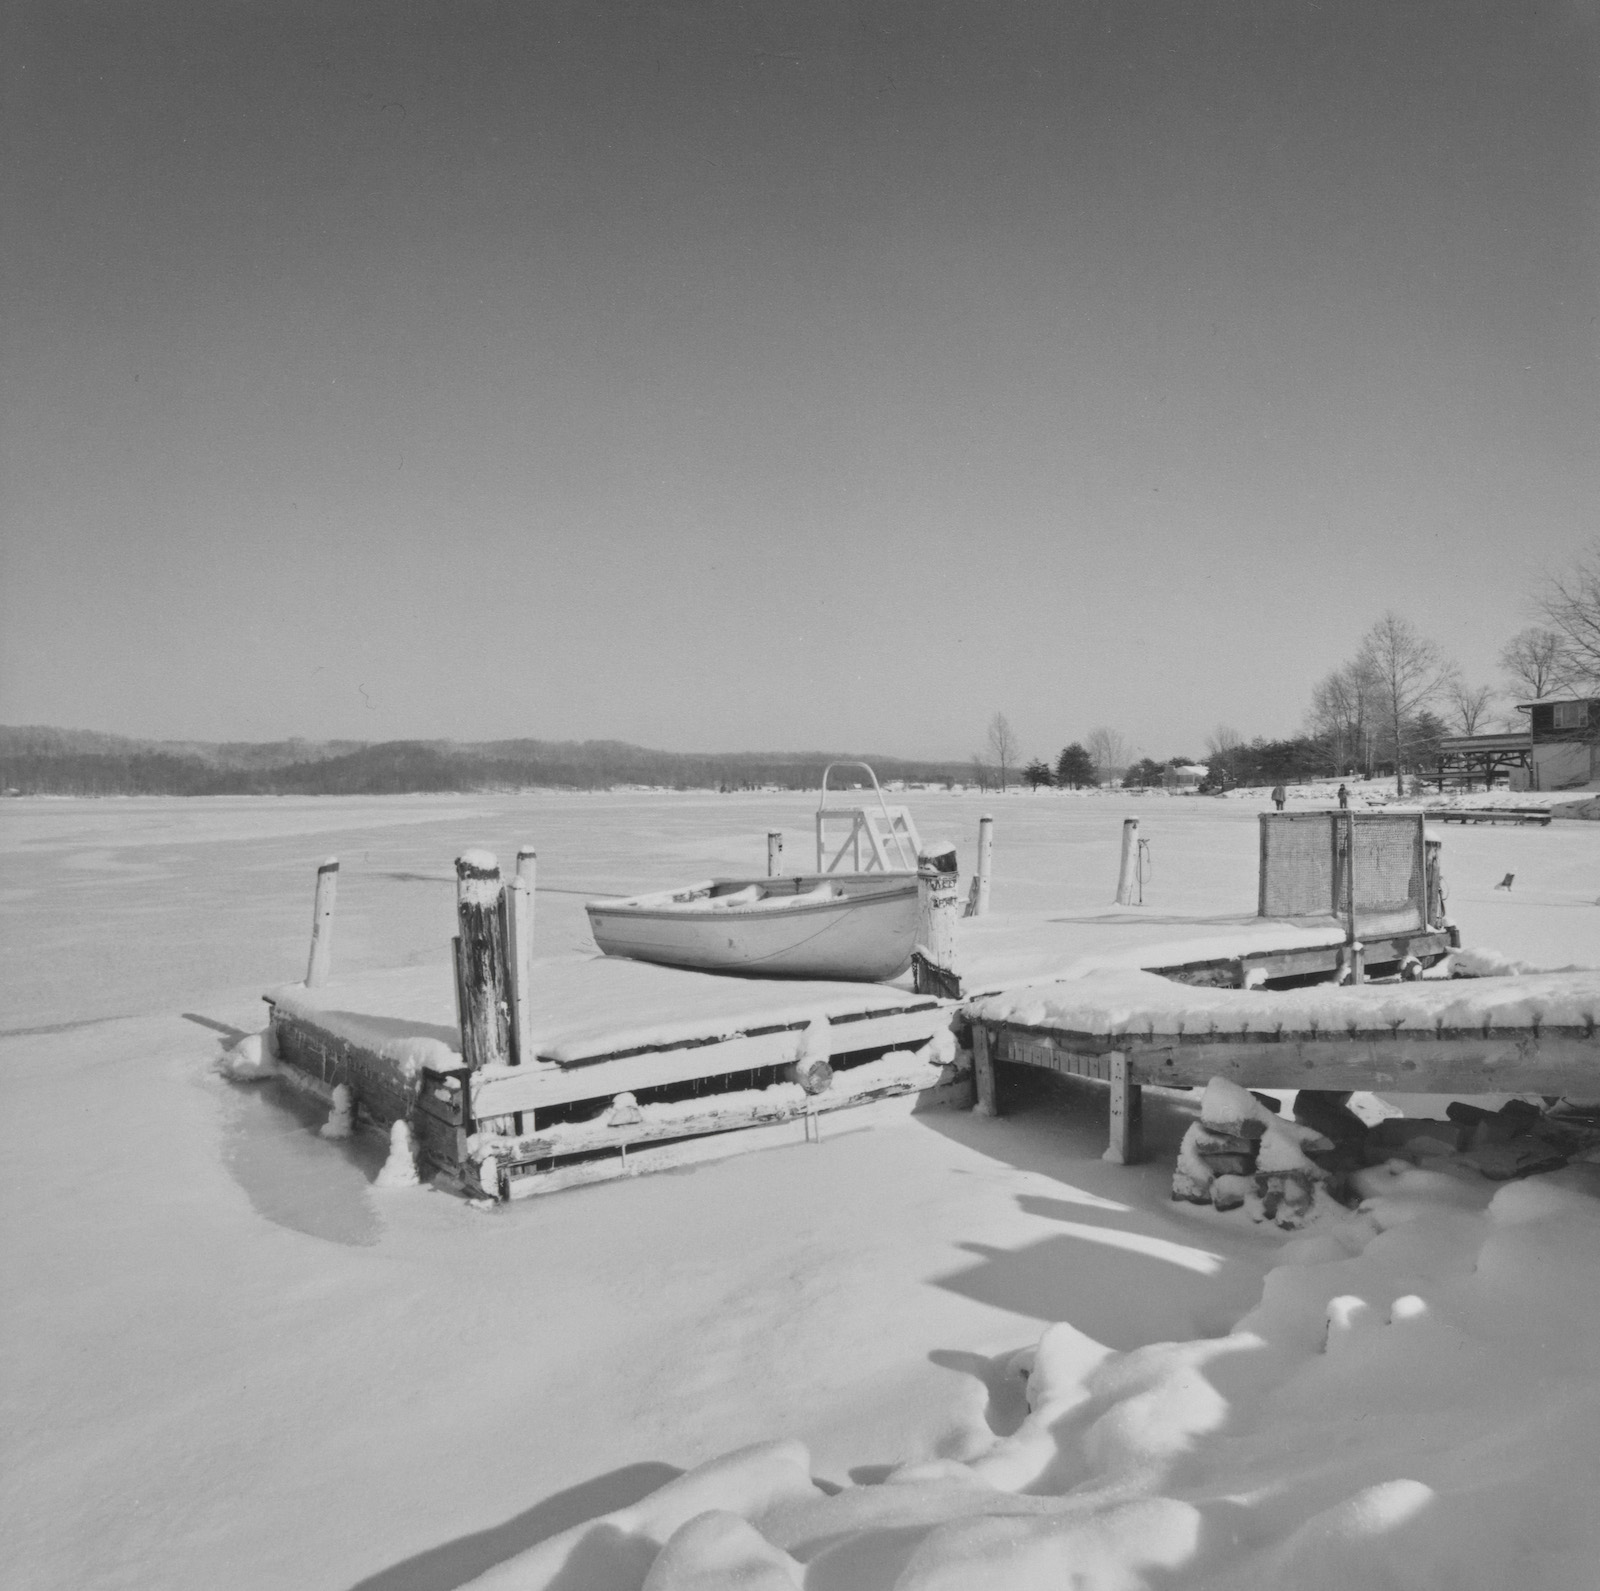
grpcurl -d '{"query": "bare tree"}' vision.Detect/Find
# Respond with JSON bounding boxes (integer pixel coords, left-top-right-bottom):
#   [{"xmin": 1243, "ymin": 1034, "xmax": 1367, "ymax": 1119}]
[
  {"xmin": 1358, "ymin": 612, "xmax": 1454, "ymax": 796},
  {"xmin": 1206, "ymin": 725, "xmax": 1243, "ymax": 756},
  {"xmin": 967, "ymin": 753, "xmax": 991, "ymax": 793},
  {"xmin": 1085, "ymin": 726, "xmax": 1128, "ymax": 785},
  {"xmin": 1445, "ymin": 678, "xmax": 1497, "ymax": 736},
  {"xmin": 1499, "ymin": 627, "xmax": 1572, "ymax": 701},
  {"xmin": 1307, "ymin": 658, "xmax": 1382, "ymax": 775},
  {"xmin": 986, "ymin": 713, "xmax": 1019, "ymax": 791},
  {"xmin": 1534, "ymin": 543, "xmax": 1600, "ymax": 689}
]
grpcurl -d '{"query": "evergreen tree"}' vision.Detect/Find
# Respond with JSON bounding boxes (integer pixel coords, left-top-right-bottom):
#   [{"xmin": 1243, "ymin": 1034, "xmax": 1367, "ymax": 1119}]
[{"xmin": 1055, "ymin": 743, "xmax": 1096, "ymax": 788}]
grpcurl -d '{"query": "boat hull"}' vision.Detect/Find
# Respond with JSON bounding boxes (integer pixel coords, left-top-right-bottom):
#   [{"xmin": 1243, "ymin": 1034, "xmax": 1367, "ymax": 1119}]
[{"xmin": 586, "ymin": 873, "xmax": 920, "ymax": 982}]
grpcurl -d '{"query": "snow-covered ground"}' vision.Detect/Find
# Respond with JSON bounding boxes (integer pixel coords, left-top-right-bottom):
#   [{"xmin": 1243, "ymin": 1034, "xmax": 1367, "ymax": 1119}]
[{"xmin": 2, "ymin": 791, "xmax": 1598, "ymax": 1589}]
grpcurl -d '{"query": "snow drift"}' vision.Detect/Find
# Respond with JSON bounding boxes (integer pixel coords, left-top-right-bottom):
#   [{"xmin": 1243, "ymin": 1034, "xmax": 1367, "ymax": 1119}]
[{"xmin": 474, "ymin": 1159, "xmax": 1600, "ymax": 1590}]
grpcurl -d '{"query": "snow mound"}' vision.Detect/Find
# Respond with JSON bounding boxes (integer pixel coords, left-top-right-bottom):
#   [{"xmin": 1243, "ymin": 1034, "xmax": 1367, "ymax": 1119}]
[{"xmin": 470, "ymin": 1163, "xmax": 1600, "ymax": 1590}]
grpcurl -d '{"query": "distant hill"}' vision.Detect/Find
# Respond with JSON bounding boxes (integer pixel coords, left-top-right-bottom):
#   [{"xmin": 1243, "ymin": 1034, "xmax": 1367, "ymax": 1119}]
[{"xmin": 0, "ymin": 726, "xmax": 971, "ymax": 796}]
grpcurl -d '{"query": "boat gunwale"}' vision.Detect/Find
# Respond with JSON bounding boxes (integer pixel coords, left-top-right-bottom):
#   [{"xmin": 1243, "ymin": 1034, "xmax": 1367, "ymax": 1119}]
[{"xmin": 587, "ymin": 875, "xmax": 919, "ymax": 921}]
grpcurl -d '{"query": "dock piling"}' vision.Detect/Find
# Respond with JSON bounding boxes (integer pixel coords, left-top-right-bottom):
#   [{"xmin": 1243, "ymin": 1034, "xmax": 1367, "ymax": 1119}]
[
  {"xmin": 1114, "ymin": 819, "xmax": 1139, "ymax": 906},
  {"xmin": 305, "ymin": 858, "xmax": 339, "ymax": 987},
  {"xmin": 970, "ymin": 815, "xmax": 993, "ymax": 917},
  {"xmin": 915, "ymin": 856, "xmax": 960, "ymax": 992},
  {"xmin": 767, "ymin": 831, "xmax": 783, "ymax": 877},
  {"xmin": 455, "ymin": 851, "xmax": 511, "ymax": 1071},
  {"xmin": 507, "ymin": 846, "xmax": 537, "ymax": 1066}
]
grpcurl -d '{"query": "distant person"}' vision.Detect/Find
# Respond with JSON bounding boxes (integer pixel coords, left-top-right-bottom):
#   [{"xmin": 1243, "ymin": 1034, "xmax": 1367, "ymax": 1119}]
[
  {"xmin": 1337, "ymin": 783, "xmax": 1349, "ymax": 810},
  {"xmin": 1270, "ymin": 784, "xmax": 1286, "ymax": 811}
]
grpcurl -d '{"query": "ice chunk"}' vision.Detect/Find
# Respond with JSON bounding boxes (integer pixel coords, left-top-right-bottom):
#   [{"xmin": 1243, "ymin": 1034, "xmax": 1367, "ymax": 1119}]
[
  {"xmin": 375, "ymin": 1121, "xmax": 420, "ymax": 1188},
  {"xmin": 319, "ymin": 1084, "xmax": 354, "ymax": 1140},
  {"xmin": 216, "ymin": 1031, "xmax": 277, "ymax": 1082}
]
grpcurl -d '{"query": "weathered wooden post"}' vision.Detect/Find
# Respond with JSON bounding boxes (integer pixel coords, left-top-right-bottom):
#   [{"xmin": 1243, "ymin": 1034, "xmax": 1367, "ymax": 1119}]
[
  {"xmin": 505, "ymin": 846, "xmax": 537, "ymax": 1067},
  {"xmin": 767, "ymin": 831, "xmax": 783, "ymax": 877},
  {"xmin": 451, "ymin": 934, "xmax": 465, "ymax": 1036},
  {"xmin": 1103, "ymin": 1052, "xmax": 1143, "ymax": 1164},
  {"xmin": 971, "ymin": 815, "xmax": 993, "ymax": 917},
  {"xmin": 1114, "ymin": 819, "xmax": 1139, "ymax": 906},
  {"xmin": 455, "ymin": 850, "xmax": 511, "ymax": 1071},
  {"xmin": 914, "ymin": 846, "xmax": 961, "ymax": 995},
  {"xmin": 305, "ymin": 857, "xmax": 339, "ymax": 987}
]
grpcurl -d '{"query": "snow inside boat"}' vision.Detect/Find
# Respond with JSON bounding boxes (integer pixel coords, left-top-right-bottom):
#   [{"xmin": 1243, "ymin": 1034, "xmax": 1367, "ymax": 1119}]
[{"xmin": 586, "ymin": 872, "xmax": 921, "ymax": 981}]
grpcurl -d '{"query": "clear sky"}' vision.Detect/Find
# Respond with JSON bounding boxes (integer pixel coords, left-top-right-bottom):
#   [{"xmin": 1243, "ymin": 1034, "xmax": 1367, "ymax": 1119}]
[{"xmin": 3, "ymin": 1, "xmax": 1595, "ymax": 765}]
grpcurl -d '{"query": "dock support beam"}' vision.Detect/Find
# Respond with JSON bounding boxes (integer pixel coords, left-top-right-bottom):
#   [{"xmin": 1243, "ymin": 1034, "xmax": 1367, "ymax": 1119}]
[
  {"xmin": 305, "ymin": 858, "xmax": 338, "ymax": 987},
  {"xmin": 1115, "ymin": 819, "xmax": 1139, "ymax": 906},
  {"xmin": 1103, "ymin": 1051, "xmax": 1143, "ymax": 1164},
  {"xmin": 972, "ymin": 1024, "xmax": 998, "ymax": 1116}
]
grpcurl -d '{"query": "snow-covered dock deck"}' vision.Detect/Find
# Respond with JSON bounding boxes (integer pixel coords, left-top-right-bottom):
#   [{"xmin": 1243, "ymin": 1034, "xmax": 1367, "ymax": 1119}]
[
  {"xmin": 967, "ymin": 966, "xmax": 1600, "ymax": 1163},
  {"xmin": 264, "ymin": 955, "xmax": 966, "ymax": 1199}
]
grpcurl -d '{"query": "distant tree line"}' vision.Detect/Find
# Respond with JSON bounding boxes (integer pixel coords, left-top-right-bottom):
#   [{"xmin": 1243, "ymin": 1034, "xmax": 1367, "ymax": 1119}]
[{"xmin": 0, "ymin": 729, "xmax": 975, "ymax": 798}]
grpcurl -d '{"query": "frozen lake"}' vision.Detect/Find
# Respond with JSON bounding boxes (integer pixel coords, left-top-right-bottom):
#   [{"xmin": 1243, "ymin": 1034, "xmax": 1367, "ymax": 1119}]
[
  {"xmin": 4, "ymin": 786, "xmax": 1594, "ymax": 1033},
  {"xmin": 1, "ymin": 790, "xmax": 1596, "ymax": 1591}
]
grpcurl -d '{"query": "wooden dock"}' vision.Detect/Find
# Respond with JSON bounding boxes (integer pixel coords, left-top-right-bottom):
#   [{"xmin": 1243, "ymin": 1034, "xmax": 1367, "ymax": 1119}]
[
  {"xmin": 966, "ymin": 969, "xmax": 1600, "ymax": 1165},
  {"xmin": 246, "ymin": 833, "xmax": 1594, "ymax": 1202},
  {"xmin": 1424, "ymin": 806, "xmax": 1552, "ymax": 826},
  {"xmin": 265, "ymin": 957, "xmax": 965, "ymax": 1200}
]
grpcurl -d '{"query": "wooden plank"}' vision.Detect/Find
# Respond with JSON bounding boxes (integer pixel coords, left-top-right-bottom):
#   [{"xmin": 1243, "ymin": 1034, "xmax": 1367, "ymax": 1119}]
[
  {"xmin": 989, "ymin": 1019, "xmax": 1600, "ymax": 1096},
  {"xmin": 499, "ymin": 1080, "xmax": 974, "ymax": 1200},
  {"xmin": 995, "ymin": 1029, "xmax": 1110, "ymax": 1080},
  {"xmin": 468, "ymin": 1005, "xmax": 949, "ymax": 1118},
  {"xmin": 484, "ymin": 1064, "xmax": 973, "ymax": 1163},
  {"xmin": 1149, "ymin": 930, "xmax": 1453, "ymax": 988},
  {"xmin": 272, "ymin": 1014, "xmax": 416, "ymax": 1125},
  {"xmin": 1123, "ymin": 1032, "xmax": 1600, "ymax": 1094}
]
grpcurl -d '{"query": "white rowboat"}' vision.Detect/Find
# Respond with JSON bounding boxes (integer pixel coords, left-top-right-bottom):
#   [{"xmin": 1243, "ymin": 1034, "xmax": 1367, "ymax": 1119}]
[{"xmin": 586, "ymin": 872, "xmax": 921, "ymax": 982}]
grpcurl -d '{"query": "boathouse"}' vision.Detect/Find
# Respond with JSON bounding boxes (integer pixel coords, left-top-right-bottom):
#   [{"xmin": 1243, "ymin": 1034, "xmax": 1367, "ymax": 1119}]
[{"xmin": 1513, "ymin": 694, "xmax": 1600, "ymax": 792}]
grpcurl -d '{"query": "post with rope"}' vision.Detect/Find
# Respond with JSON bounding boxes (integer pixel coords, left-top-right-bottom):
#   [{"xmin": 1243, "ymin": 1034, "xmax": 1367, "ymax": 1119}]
[
  {"xmin": 1114, "ymin": 818, "xmax": 1139, "ymax": 906},
  {"xmin": 1342, "ymin": 810, "xmax": 1364, "ymax": 985}
]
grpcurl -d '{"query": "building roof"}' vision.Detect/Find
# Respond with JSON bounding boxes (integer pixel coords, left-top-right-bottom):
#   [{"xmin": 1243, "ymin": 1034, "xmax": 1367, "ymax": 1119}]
[{"xmin": 1514, "ymin": 694, "xmax": 1599, "ymax": 712}]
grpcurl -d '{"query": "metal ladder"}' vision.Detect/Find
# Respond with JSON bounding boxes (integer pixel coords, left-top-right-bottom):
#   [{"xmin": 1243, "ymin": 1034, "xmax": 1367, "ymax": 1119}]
[{"xmin": 815, "ymin": 762, "xmax": 923, "ymax": 872}]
